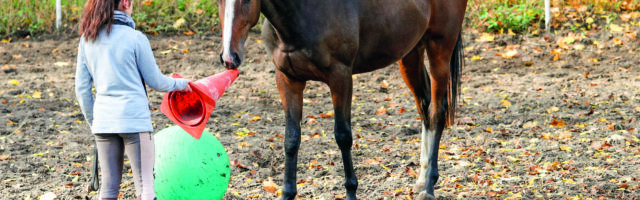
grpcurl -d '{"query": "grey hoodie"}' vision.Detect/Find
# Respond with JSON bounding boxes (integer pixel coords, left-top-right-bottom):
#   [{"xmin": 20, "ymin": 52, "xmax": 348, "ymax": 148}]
[{"xmin": 75, "ymin": 10, "xmax": 187, "ymax": 134}]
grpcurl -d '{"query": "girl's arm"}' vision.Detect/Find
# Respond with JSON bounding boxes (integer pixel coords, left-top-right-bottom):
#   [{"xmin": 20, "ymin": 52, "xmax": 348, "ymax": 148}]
[
  {"xmin": 75, "ymin": 41, "xmax": 95, "ymax": 126},
  {"xmin": 134, "ymin": 33, "xmax": 188, "ymax": 92}
]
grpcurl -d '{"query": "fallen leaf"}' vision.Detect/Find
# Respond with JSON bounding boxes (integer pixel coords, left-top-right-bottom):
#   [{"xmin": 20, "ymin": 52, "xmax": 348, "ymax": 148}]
[
  {"xmin": 524, "ymin": 61, "xmax": 533, "ymax": 66},
  {"xmin": 142, "ymin": 0, "xmax": 154, "ymax": 6},
  {"xmin": 32, "ymin": 91, "xmax": 42, "ymax": 99},
  {"xmin": 546, "ymin": 106, "xmax": 559, "ymax": 113},
  {"xmin": 558, "ymin": 132, "xmax": 572, "ymax": 140},
  {"xmin": 620, "ymin": 13, "xmax": 632, "ymax": 22},
  {"xmin": 173, "ymin": 18, "xmax": 186, "ymax": 29},
  {"xmin": 381, "ymin": 80, "xmax": 389, "ymax": 88},
  {"xmin": 500, "ymin": 49, "xmax": 518, "ymax": 59},
  {"xmin": 477, "ymin": 33, "xmax": 494, "ymax": 42},
  {"xmin": 54, "ymin": 61, "xmax": 69, "ymax": 67},
  {"xmin": 231, "ymin": 160, "xmax": 247, "ymax": 169},
  {"xmin": 562, "ymin": 178, "xmax": 576, "ymax": 184},
  {"xmin": 39, "ymin": 192, "xmax": 56, "ymax": 200},
  {"xmin": 613, "ymin": 37, "xmax": 623, "ymax": 46},
  {"xmin": 376, "ymin": 107, "xmax": 387, "ymax": 115},
  {"xmin": 501, "ymin": 100, "xmax": 511, "ymax": 107},
  {"xmin": 319, "ymin": 111, "xmax": 334, "ymax": 118},
  {"xmin": 8, "ymin": 79, "xmax": 20, "ymax": 85},
  {"xmin": 610, "ymin": 24, "xmax": 623, "ymax": 33},
  {"xmin": 250, "ymin": 116, "xmax": 261, "ymax": 122},
  {"xmin": 263, "ymin": 177, "xmax": 278, "ymax": 194},
  {"xmin": 485, "ymin": 127, "xmax": 493, "ymax": 133},
  {"xmin": 550, "ymin": 118, "xmax": 567, "ymax": 128},
  {"xmin": 183, "ymin": 30, "xmax": 194, "ymax": 36},
  {"xmin": 586, "ymin": 17, "xmax": 594, "ymax": 24},
  {"xmin": 562, "ymin": 36, "xmax": 575, "ymax": 45},
  {"xmin": 619, "ymin": 183, "xmax": 629, "ymax": 189}
]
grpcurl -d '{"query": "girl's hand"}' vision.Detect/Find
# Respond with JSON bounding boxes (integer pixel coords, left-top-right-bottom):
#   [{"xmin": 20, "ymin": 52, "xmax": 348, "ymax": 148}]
[{"xmin": 182, "ymin": 84, "xmax": 193, "ymax": 92}]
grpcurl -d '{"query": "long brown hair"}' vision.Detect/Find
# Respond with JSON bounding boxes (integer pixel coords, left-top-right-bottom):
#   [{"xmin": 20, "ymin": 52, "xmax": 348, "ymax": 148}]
[{"xmin": 79, "ymin": 0, "xmax": 122, "ymax": 41}]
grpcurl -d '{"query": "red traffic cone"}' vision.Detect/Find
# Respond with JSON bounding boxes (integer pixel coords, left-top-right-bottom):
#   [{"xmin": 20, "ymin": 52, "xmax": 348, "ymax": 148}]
[{"xmin": 160, "ymin": 69, "xmax": 239, "ymax": 139}]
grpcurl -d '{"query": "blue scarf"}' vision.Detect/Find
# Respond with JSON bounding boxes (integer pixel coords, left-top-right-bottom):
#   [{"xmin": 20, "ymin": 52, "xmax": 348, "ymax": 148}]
[{"xmin": 113, "ymin": 10, "xmax": 135, "ymax": 29}]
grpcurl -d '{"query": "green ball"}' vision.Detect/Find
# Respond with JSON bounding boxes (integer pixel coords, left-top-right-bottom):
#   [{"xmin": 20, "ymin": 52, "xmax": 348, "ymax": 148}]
[{"xmin": 154, "ymin": 126, "xmax": 230, "ymax": 200}]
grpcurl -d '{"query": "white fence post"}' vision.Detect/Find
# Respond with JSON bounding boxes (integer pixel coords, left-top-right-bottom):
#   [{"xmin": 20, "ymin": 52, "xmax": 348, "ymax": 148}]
[
  {"xmin": 545, "ymin": 0, "xmax": 550, "ymax": 34},
  {"xmin": 56, "ymin": 0, "xmax": 61, "ymax": 31}
]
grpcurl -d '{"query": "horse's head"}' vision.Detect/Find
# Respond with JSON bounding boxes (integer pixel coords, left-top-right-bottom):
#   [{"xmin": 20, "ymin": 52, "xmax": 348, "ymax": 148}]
[{"xmin": 218, "ymin": 0, "xmax": 261, "ymax": 69}]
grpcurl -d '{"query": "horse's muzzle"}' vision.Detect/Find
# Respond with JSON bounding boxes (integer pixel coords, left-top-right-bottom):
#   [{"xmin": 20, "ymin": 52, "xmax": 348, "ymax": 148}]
[{"xmin": 219, "ymin": 52, "xmax": 241, "ymax": 70}]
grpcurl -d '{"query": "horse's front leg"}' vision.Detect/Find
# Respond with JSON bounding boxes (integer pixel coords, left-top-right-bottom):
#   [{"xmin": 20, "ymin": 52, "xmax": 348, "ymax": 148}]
[
  {"xmin": 327, "ymin": 67, "xmax": 358, "ymax": 200},
  {"xmin": 275, "ymin": 70, "xmax": 306, "ymax": 200}
]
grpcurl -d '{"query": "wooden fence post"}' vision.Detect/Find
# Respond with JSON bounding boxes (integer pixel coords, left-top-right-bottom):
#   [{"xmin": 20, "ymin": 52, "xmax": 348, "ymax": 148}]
[
  {"xmin": 56, "ymin": 0, "xmax": 61, "ymax": 31},
  {"xmin": 545, "ymin": 0, "xmax": 551, "ymax": 35}
]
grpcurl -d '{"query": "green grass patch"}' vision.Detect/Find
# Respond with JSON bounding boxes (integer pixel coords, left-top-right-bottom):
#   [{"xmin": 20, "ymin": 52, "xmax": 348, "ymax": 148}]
[
  {"xmin": 467, "ymin": 0, "xmax": 640, "ymax": 33},
  {"xmin": 0, "ymin": 0, "xmax": 221, "ymax": 37}
]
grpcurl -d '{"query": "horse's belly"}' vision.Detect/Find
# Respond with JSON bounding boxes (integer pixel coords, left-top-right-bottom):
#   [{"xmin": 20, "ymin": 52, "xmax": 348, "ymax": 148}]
[
  {"xmin": 352, "ymin": 32, "xmax": 426, "ymax": 74},
  {"xmin": 352, "ymin": 53, "xmax": 405, "ymax": 74}
]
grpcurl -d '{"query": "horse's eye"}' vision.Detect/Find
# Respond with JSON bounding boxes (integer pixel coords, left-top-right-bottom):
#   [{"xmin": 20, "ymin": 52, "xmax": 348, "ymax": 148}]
[{"xmin": 243, "ymin": 0, "xmax": 251, "ymax": 4}]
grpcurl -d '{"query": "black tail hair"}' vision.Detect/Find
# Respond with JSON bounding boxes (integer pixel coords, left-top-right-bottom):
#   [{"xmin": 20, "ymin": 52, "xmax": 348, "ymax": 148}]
[{"xmin": 446, "ymin": 31, "xmax": 463, "ymax": 127}]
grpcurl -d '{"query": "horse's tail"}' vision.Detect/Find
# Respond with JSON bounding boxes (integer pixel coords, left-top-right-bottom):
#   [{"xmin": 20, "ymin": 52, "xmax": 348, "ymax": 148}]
[{"xmin": 446, "ymin": 31, "xmax": 463, "ymax": 128}]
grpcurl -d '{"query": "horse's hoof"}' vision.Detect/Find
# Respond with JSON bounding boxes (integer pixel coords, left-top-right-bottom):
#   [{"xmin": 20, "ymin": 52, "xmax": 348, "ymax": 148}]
[
  {"xmin": 416, "ymin": 192, "xmax": 436, "ymax": 200},
  {"xmin": 281, "ymin": 192, "xmax": 296, "ymax": 200},
  {"xmin": 281, "ymin": 196, "xmax": 295, "ymax": 200},
  {"xmin": 345, "ymin": 191, "xmax": 358, "ymax": 200},
  {"xmin": 413, "ymin": 181, "xmax": 425, "ymax": 192}
]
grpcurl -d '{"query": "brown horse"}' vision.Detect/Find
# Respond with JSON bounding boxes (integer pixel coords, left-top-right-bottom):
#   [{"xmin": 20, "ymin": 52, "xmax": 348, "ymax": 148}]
[{"xmin": 218, "ymin": 0, "xmax": 467, "ymax": 199}]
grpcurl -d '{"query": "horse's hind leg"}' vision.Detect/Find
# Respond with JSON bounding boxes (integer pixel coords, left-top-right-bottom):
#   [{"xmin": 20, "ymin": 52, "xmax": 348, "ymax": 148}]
[
  {"xmin": 327, "ymin": 65, "xmax": 358, "ymax": 200},
  {"xmin": 410, "ymin": 28, "xmax": 463, "ymax": 199},
  {"xmin": 397, "ymin": 43, "xmax": 437, "ymax": 198},
  {"xmin": 275, "ymin": 70, "xmax": 307, "ymax": 200},
  {"xmin": 407, "ymin": 1, "xmax": 466, "ymax": 198}
]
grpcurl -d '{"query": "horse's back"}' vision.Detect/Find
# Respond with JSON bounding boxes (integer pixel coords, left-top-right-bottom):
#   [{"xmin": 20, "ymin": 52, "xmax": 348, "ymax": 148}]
[{"xmin": 260, "ymin": 0, "xmax": 466, "ymax": 76}]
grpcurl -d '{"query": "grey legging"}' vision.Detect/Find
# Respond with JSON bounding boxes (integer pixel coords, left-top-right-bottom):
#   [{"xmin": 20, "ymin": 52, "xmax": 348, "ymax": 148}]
[{"xmin": 95, "ymin": 133, "xmax": 155, "ymax": 199}]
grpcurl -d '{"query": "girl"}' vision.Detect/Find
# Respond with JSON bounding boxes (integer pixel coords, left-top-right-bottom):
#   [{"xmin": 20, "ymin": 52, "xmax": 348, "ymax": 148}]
[{"xmin": 75, "ymin": 0, "xmax": 190, "ymax": 199}]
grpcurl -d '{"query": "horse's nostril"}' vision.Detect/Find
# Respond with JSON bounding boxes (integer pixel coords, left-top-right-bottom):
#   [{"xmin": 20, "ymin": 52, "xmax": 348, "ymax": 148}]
[
  {"xmin": 219, "ymin": 53, "xmax": 225, "ymax": 65},
  {"xmin": 231, "ymin": 52, "xmax": 242, "ymax": 66}
]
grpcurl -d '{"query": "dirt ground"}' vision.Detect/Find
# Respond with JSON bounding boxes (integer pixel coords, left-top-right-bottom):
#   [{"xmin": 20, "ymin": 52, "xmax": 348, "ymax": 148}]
[{"xmin": 1, "ymin": 25, "xmax": 639, "ymax": 199}]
